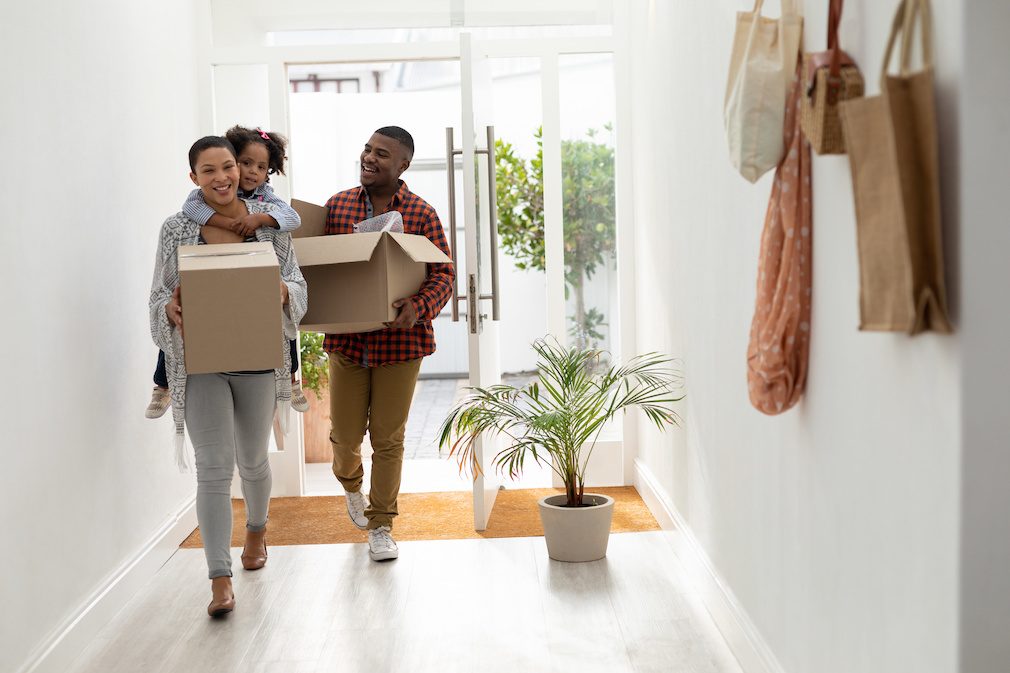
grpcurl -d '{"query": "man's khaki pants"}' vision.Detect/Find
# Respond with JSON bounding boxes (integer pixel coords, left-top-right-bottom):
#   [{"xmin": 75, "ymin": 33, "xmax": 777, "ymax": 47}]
[{"xmin": 329, "ymin": 352, "xmax": 422, "ymax": 530}]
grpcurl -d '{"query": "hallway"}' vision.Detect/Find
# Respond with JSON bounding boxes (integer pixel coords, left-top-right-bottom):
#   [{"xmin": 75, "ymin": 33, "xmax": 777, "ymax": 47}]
[
  {"xmin": 4, "ymin": 2, "xmax": 1010, "ymax": 673},
  {"xmin": 67, "ymin": 533, "xmax": 741, "ymax": 673}
]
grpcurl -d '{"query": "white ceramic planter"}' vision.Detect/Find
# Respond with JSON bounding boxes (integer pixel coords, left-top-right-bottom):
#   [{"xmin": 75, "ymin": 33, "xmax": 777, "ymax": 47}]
[{"xmin": 537, "ymin": 493, "xmax": 615, "ymax": 562}]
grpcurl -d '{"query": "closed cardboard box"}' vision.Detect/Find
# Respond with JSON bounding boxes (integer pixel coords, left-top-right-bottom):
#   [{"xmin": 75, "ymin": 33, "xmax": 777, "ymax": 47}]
[
  {"xmin": 291, "ymin": 213, "xmax": 452, "ymax": 334},
  {"xmin": 178, "ymin": 242, "xmax": 283, "ymax": 374}
]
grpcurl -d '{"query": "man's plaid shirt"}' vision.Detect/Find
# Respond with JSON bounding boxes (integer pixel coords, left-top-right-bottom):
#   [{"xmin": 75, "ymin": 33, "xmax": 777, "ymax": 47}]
[{"xmin": 322, "ymin": 181, "xmax": 455, "ymax": 366}]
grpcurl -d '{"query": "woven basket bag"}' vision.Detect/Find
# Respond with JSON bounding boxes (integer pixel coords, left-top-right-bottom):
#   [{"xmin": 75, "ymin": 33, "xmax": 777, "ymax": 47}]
[{"xmin": 801, "ymin": 0, "xmax": 864, "ymax": 154}]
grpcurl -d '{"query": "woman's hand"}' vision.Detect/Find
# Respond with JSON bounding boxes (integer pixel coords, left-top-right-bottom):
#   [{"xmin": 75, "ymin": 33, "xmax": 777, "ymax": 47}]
[
  {"xmin": 280, "ymin": 280, "xmax": 289, "ymax": 306},
  {"xmin": 166, "ymin": 286, "xmax": 183, "ymax": 329}
]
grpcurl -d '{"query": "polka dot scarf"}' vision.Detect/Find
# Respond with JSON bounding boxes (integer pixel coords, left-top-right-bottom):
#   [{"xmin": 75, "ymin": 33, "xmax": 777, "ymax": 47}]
[{"xmin": 747, "ymin": 64, "xmax": 812, "ymax": 415}]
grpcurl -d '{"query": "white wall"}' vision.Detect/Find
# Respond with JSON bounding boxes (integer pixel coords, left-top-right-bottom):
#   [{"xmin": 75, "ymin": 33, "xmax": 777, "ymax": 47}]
[
  {"xmin": 958, "ymin": 3, "xmax": 1010, "ymax": 672},
  {"xmin": 0, "ymin": 2, "xmax": 206, "ymax": 671},
  {"xmin": 621, "ymin": 1, "xmax": 962, "ymax": 672}
]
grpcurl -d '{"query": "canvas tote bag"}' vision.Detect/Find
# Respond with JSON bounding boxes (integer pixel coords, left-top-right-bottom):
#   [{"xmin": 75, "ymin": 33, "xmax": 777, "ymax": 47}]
[
  {"xmin": 839, "ymin": 0, "xmax": 952, "ymax": 333},
  {"xmin": 725, "ymin": 0, "xmax": 804, "ymax": 183},
  {"xmin": 747, "ymin": 64, "xmax": 812, "ymax": 415}
]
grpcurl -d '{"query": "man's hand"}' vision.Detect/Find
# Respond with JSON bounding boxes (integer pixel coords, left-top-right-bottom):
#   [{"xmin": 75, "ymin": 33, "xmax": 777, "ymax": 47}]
[
  {"xmin": 166, "ymin": 286, "xmax": 183, "ymax": 329},
  {"xmin": 232, "ymin": 213, "xmax": 273, "ymax": 237},
  {"xmin": 280, "ymin": 280, "xmax": 289, "ymax": 306},
  {"xmin": 388, "ymin": 297, "xmax": 417, "ymax": 329}
]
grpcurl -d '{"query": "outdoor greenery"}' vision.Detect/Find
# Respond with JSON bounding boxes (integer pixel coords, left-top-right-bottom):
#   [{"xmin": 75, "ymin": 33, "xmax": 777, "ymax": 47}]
[
  {"xmin": 299, "ymin": 331, "xmax": 329, "ymax": 400},
  {"xmin": 438, "ymin": 338, "xmax": 684, "ymax": 507},
  {"xmin": 495, "ymin": 126, "xmax": 616, "ymax": 349}
]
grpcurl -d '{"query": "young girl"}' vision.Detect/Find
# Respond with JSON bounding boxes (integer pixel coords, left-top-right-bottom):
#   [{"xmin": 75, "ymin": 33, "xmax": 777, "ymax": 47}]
[{"xmin": 146, "ymin": 125, "xmax": 310, "ymax": 418}]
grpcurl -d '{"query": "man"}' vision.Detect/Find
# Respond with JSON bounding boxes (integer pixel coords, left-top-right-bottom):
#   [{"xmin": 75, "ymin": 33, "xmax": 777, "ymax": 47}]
[{"xmin": 324, "ymin": 126, "xmax": 454, "ymax": 561}]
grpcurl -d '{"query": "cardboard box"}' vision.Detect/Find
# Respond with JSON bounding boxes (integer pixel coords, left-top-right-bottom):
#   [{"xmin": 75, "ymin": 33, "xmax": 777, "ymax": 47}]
[
  {"xmin": 291, "ymin": 199, "xmax": 326, "ymax": 239},
  {"xmin": 178, "ymin": 241, "xmax": 283, "ymax": 374},
  {"xmin": 290, "ymin": 206, "xmax": 453, "ymax": 334}
]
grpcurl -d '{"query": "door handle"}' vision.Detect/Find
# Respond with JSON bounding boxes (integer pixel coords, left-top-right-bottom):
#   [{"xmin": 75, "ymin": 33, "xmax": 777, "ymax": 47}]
[
  {"xmin": 468, "ymin": 273, "xmax": 480, "ymax": 334},
  {"xmin": 445, "ymin": 125, "xmax": 500, "ymax": 323},
  {"xmin": 445, "ymin": 127, "xmax": 462, "ymax": 322},
  {"xmin": 485, "ymin": 125, "xmax": 501, "ymax": 321}
]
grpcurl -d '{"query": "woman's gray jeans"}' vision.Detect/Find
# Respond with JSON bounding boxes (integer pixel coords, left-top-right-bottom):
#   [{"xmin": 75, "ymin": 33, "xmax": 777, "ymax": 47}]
[{"xmin": 185, "ymin": 372, "xmax": 274, "ymax": 579}]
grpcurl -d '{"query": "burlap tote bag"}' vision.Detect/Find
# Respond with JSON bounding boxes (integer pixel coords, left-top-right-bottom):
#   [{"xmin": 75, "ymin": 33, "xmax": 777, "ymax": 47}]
[
  {"xmin": 839, "ymin": 0, "xmax": 952, "ymax": 333},
  {"xmin": 725, "ymin": 0, "xmax": 804, "ymax": 183},
  {"xmin": 747, "ymin": 64, "xmax": 812, "ymax": 415},
  {"xmin": 800, "ymin": 0, "xmax": 864, "ymax": 154}
]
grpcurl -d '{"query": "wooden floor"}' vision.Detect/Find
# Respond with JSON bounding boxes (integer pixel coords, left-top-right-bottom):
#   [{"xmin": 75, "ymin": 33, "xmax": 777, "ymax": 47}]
[{"xmin": 68, "ymin": 532, "xmax": 743, "ymax": 673}]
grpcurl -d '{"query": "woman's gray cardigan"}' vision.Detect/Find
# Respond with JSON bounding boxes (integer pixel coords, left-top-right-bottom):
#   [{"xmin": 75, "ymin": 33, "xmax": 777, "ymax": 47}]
[{"xmin": 149, "ymin": 200, "xmax": 308, "ymax": 469}]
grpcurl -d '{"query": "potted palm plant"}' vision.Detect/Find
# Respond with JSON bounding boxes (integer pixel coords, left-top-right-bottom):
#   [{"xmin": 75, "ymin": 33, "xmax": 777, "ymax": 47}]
[{"xmin": 438, "ymin": 338, "xmax": 683, "ymax": 562}]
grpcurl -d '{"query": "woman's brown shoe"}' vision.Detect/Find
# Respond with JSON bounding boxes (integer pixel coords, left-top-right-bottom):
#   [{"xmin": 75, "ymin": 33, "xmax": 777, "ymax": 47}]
[
  {"xmin": 207, "ymin": 577, "xmax": 235, "ymax": 617},
  {"xmin": 241, "ymin": 528, "xmax": 268, "ymax": 571}
]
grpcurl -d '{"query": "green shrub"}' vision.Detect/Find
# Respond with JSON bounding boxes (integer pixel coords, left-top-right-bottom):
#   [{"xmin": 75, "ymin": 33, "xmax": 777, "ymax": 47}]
[{"xmin": 299, "ymin": 332, "xmax": 329, "ymax": 400}]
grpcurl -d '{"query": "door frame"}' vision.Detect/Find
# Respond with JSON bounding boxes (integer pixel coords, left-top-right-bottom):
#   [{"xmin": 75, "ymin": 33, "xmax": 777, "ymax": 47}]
[
  {"xmin": 456, "ymin": 32, "xmax": 502, "ymax": 528},
  {"xmin": 202, "ymin": 32, "xmax": 637, "ymax": 498}
]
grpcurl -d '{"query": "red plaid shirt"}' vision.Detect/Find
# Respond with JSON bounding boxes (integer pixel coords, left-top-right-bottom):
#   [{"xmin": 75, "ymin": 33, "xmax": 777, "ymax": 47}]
[{"xmin": 322, "ymin": 181, "xmax": 455, "ymax": 366}]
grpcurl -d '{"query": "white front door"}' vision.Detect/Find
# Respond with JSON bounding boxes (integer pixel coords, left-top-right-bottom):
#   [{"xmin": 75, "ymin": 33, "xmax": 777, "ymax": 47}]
[{"xmin": 452, "ymin": 33, "xmax": 503, "ymax": 530}]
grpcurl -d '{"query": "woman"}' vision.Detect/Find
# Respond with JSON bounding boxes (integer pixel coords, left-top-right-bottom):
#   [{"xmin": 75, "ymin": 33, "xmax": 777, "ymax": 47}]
[{"xmin": 149, "ymin": 136, "xmax": 307, "ymax": 617}]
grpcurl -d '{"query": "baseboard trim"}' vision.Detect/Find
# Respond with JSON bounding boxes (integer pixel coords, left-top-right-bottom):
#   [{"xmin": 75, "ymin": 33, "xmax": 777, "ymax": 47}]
[
  {"xmin": 631, "ymin": 456, "xmax": 679, "ymax": 530},
  {"xmin": 18, "ymin": 495, "xmax": 197, "ymax": 673},
  {"xmin": 633, "ymin": 459, "xmax": 787, "ymax": 673}
]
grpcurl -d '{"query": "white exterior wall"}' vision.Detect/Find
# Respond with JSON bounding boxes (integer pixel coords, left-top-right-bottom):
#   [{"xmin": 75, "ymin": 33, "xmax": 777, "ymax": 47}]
[
  {"xmin": 0, "ymin": 2, "xmax": 205, "ymax": 671},
  {"xmin": 620, "ymin": 1, "xmax": 964, "ymax": 672}
]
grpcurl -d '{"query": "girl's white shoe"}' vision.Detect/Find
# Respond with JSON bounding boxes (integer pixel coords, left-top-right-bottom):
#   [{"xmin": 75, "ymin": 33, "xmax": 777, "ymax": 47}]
[{"xmin": 290, "ymin": 380, "xmax": 309, "ymax": 412}]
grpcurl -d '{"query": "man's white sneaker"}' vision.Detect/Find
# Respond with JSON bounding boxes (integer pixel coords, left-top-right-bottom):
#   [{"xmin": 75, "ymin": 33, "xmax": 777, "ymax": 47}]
[
  {"xmin": 290, "ymin": 380, "xmax": 309, "ymax": 413},
  {"xmin": 344, "ymin": 490, "xmax": 368, "ymax": 530},
  {"xmin": 367, "ymin": 526, "xmax": 398, "ymax": 561}
]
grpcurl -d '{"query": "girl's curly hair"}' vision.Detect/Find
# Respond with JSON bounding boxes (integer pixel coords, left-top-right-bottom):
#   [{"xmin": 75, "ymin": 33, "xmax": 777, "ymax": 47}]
[{"xmin": 224, "ymin": 125, "xmax": 288, "ymax": 176}]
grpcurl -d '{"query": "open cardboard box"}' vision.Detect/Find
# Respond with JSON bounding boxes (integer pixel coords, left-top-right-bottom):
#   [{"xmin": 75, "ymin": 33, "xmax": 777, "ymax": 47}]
[
  {"xmin": 178, "ymin": 241, "xmax": 283, "ymax": 374},
  {"xmin": 291, "ymin": 199, "xmax": 452, "ymax": 334}
]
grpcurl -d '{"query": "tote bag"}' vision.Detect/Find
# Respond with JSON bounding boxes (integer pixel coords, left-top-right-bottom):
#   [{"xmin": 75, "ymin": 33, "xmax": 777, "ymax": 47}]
[
  {"xmin": 839, "ymin": 0, "xmax": 952, "ymax": 333},
  {"xmin": 725, "ymin": 0, "xmax": 804, "ymax": 183},
  {"xmin": 747, "ymin": 64, "xmax": 812, "ymax": 415}
]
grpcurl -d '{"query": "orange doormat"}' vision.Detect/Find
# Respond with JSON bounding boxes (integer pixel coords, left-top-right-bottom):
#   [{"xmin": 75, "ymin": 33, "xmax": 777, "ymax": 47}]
[{"xmin": 180, "ymin": 486, "xmax": 659, "ymax": 548}]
